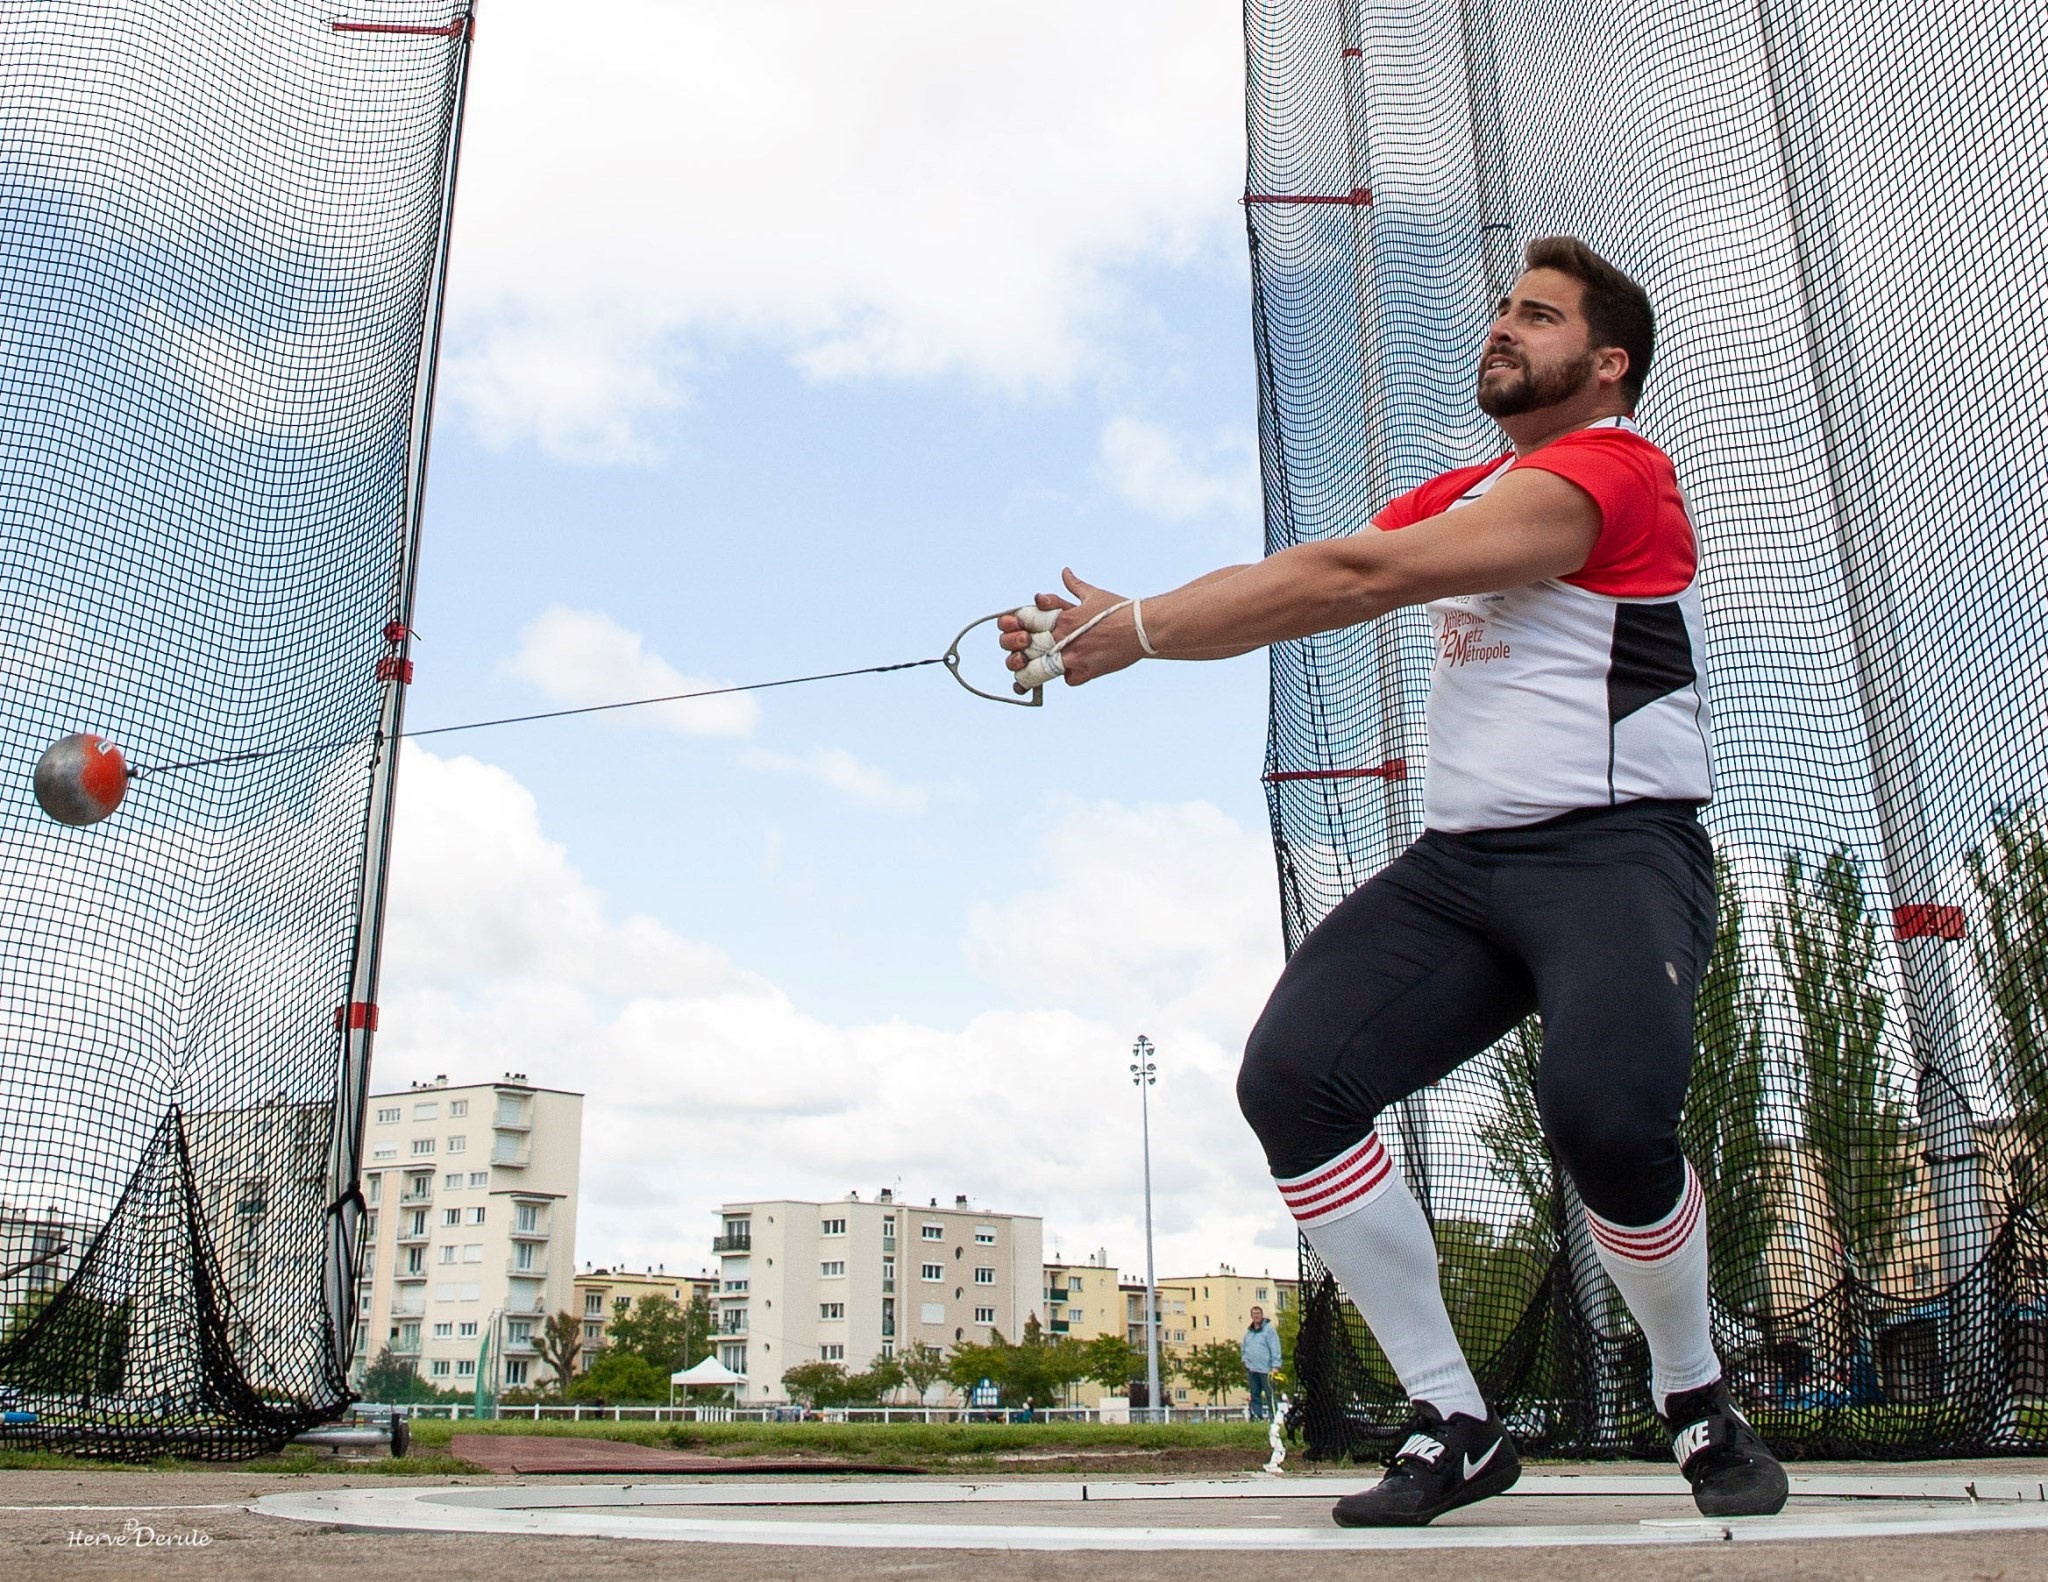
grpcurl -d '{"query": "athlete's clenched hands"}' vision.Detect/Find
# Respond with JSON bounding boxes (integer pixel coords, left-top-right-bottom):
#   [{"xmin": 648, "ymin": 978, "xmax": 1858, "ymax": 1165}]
[{"xmin": 996, "ymin": 568, "xmax": 1143, "ymax": 690}]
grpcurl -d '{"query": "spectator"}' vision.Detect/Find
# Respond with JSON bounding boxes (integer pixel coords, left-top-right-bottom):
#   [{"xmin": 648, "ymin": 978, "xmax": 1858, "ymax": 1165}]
[{"xmin": 1242, "ymin": 1305, "xmax": 1282, "ymax": 1420}]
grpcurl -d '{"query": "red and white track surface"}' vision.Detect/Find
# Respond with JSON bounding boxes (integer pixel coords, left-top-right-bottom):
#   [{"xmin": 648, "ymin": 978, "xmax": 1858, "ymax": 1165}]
[{"xmin": 255, "ymin": 1472, "xmax": 2048, "ymax": 1551}]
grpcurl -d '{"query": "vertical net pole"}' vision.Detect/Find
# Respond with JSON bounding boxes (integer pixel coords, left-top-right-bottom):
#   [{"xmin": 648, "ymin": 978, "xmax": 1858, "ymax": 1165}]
[
  {"xmin": 1754, "ymin": 0, "xmax": 1992, "ymax": 1397},
  {"xmin": 322, "ymin": 3, "xmax": 479, "ymax": 1391}
]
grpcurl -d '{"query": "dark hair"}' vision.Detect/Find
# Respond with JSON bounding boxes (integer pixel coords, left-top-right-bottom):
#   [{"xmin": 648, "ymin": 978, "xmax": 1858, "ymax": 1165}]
[{"xmin": 1521, "ymin": 236, "xmax": 1655, "ymax": 405}]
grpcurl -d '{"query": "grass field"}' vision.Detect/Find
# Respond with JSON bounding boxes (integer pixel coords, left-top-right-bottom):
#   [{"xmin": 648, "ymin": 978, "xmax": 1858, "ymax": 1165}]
[{"xmin": 0, "ymin": 1419, "xmax": 1274, "ymax": 1477}]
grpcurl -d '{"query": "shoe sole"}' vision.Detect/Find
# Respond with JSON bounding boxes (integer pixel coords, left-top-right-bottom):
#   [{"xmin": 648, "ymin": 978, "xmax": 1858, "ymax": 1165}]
[
  {"xmin": 1693, "ymin": 1462, "xmax": 1789, "ymax": 1518},
  {"xmin": 1331, "ymin": 1458, "xmax": 1522, "ymax": 1528}
]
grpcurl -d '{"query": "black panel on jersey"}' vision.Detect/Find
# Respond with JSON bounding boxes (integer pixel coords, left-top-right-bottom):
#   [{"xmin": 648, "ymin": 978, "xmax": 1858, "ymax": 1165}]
[{"xmin": 1607, "ymin": 602, "xmax": 1696, "ymax": 723}]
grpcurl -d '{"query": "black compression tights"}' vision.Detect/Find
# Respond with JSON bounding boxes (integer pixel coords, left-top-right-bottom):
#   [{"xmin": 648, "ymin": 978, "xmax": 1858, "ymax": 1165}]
[{"xmin": 1236, "ymin": 799, "xmax": 1716, "ymax": 1227}]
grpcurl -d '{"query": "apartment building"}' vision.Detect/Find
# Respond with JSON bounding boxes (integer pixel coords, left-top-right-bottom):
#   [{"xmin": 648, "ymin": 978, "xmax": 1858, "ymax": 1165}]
[
  {"xmin": 352, "ymin": 1075, "xmax": 582, "ymax": 1397},
  {"xmin": 1168, "ymin": 1268, "xmax": 1300, "ymax": 1407},
  {"xmin": 575, "ymin": 1266, "xmax": 716, "ymax": 1371},
  {"xmin": 1042, "ymin": 1252, "xmax": 1126, "ymax": 1408},
  {"xmin": 713, "ymin": 1190, "xmax": 1044, "ymax": 1404}
]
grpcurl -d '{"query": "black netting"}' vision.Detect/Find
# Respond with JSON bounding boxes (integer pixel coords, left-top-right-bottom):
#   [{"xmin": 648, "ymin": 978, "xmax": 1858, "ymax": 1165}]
[
  {"xmin": 1248, "ymin": 0, "xmax": 2048, "ymax": 1457},
  {"xmin": 0, "ymin": 2, "xmax": 469, "ymax": 1459}
]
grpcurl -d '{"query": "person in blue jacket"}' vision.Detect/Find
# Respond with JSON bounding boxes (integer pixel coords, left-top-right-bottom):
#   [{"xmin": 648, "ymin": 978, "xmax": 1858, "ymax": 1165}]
[{"xmin": 1242, "ymin": 1305, "xmax": 1282, "ymax": 1420}]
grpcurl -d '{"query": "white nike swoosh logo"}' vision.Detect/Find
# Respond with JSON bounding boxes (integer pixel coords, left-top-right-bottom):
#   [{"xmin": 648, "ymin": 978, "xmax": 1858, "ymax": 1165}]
[{"xmin": 1462, "ymin": 1441, "xmax": 1502, "ymax": 1480}]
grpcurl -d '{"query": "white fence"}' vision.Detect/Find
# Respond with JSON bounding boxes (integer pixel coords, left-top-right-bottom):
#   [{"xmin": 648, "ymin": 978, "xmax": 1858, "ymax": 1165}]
[{"xmin": 393, "ymin": 1403, "xmax": 1259, "ymax": 1425}]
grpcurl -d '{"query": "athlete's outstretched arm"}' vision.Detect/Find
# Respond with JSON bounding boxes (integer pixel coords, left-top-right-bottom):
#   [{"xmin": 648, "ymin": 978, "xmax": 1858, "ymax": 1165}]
[{"xmin": 1000, "ymin": 468, "xmax": 1601, "ymax": 685}]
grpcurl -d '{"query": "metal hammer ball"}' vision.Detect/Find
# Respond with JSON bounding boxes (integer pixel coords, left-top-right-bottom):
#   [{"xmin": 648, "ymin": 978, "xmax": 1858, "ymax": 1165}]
[{"xmin": 33, "ymin": 733, "xmax": 129, "ymax": 826}]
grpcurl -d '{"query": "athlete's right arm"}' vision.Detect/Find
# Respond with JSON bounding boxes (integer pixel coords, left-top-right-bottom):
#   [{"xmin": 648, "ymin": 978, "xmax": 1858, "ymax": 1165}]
[{"xmin": 1034, "ymin": 469, "xmax": 1602, "ymax": 685}]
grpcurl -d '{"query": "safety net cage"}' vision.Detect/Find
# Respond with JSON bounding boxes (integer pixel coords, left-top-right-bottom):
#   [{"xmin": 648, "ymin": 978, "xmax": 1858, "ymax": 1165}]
[
  {"xmin": 0, "ymin": 2, "xmax": 470, "ymax": 1458},
  {"xmin": 1248, "ymin": 0, "xmax": 2048, "ymax": 1458}
]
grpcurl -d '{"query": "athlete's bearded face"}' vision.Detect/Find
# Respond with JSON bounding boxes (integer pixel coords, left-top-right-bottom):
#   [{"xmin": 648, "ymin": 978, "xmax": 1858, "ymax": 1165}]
[{"xmin": 1475, "ymin": 270, "xmax": 1602, "ymax": 418}]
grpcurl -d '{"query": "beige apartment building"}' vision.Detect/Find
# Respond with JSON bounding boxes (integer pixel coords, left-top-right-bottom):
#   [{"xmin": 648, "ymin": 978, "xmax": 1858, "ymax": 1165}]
[
  {"xmin": 1169, "ymin": 1269, "xmax": 1299, "ymax": 1406},
  {"xmin": 352, "ymin": 1075, "xmax": 582, "ymax": 1397},
  {"xmin": 1043, "ymin": 1253, "xmax": 1127, "ymax": 1408},
  {"xmin": 713, "ymin": 1191, "xmax": 1044, "ymax": 1404},
  {"xmin": 575, "ymin": 1266, "xmax": 716, "ymax": 1372}
]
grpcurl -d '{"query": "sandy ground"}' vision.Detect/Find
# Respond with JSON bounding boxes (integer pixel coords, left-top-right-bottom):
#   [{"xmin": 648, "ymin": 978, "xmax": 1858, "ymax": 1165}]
[{"xmin": 6, "ymin": 1465, "xmax": 2048, "ymax": 1581}]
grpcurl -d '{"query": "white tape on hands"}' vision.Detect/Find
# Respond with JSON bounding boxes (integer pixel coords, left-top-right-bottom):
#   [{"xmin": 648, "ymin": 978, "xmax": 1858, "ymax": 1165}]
[{"xmin": 1010, "ymin": 598, "xmax": 1132, "ymax": 692}]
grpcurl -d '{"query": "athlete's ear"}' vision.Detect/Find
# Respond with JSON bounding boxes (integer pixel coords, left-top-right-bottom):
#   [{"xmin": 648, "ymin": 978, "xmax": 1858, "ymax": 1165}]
[{"xmin": 1596, "ymin": 345, "xmax": 1630, "ymax": 389}]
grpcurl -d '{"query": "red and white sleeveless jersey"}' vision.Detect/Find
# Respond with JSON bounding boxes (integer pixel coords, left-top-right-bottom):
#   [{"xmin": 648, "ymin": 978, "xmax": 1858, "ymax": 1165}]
[{"xmin": 1373, "ymin": 417, "xmax": 1714, "ymax": 833}]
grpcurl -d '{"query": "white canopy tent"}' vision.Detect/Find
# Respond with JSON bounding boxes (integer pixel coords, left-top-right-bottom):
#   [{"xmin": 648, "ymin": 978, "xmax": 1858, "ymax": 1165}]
[{"xmin": 669, "ymin": 1355, "xmax": 745, "ymax": 1407}]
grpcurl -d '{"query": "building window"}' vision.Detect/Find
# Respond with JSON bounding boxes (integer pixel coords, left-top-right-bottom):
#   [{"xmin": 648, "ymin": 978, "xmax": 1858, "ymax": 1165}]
[
  {"xmin": 584, "ymin": 1292, "xmax": 602, "ymax": 1316},
  {"xmin": 461, "ymin": 1283, "xmax": 481, "ymax": 1302},
  {"xmin": 822, "ymin": 1344, "xmax": 844, "ymax": 1361},
  {"xmin": 1256, "ymin": 1287, "xmax": 1269, "ymax": 1302},
  {"xmin": 920, "ymin": 1303, "xmax": 945, "ymax": 1323},
  {"xmin": 405, "ymin": 1248, "xmax": 425, "ymax": 1275},
  {"xmin": 974, "ymin": 1307, "xmax": 995, "ymax": 1325},
  {"xmin": 509, "ymin": 1320, "xmax": 533, "ymax": 1343},
  {"xmin": 921, "ymin": 1224, "xmax": 944, "ymax": 1240},
  {"xmin": 515, "ymin": 1203, "xmax": 539, "ymax": 1232},
  {"xmin": 469, "ymin": 1171, "xmax": 489, "ymax": 1188},
  {"xmin": 469, "ymin": 1206, "xmax": 488, "ymax": 1226},
  {"xmin": 447, "ymin": 1136, "xmax": 467, "ymax": 1154},
  {"xmin": 444, "ymin": 1172, "xmax": 464, "ymax": 1190},
  {"xmin": 973, "ymin": 1267, "xmax": 996, "ymax": 1285},
  {"xmin": 413, "ymin": 1102, "xmax": 439, "ymax": 1122},
  {"xmin": 975, "ymin": 1227, "xmax": 996, "ymax": 1244},
  {"xmin": 504, "ymin": 1359, "xmax": 527, "ymax": 1384},
  {"xmin": 1175, "ymin": 1387, "xmax": 1189, "ymax": 1402},
  {"xmin": 376, "ymin": 1106, "xmax": 400, "ymax": 1125},
  {"xmin": 467, "ymin": 1245, "xmax": 487, "ymax": 1265},
  {"xmin": 820, "ymin": 1261, "xmax": 845, "ymax": 1278},
  {"xmin": 433, "ymin": 1322, "xmax": 452, "ymax": 1338},
  {"xmin": 921, "ymin": 1263, "xmax": 943, "ymax": 1282},
  {"xmin": 583, "ymin": 1323, "xmax": 603, "ymax": 1343},
  {"xmin": 1069, "ymin": 1275, "xmax": 1082, "ymax": 1290},
  {"xmin": 820, "ymin": 1303, "xmax": 844, "ymax": 1320},
  {"xmin": 372, "ymin": 1144, "xmax": 397, "ymax": 1161},
  {"xmin": 821, "ymin": 1218, "xmax": 846, "ymax": 1236},
  {"xmin": 411, "ymin": 1138, "xmax": 435, "ymax": 1156},
  {"xmin": 457, "ymin": 1360, "xmax": 476, "ymax": 1377},
  {"xmin": 439, "ymin": 1247, "xmax": 457, "ymax": 1265},
  {"xmin": 449, "ymin": 1099, "xmax": 468, "ymax": 1118},
  {"xmin": 460, "ymin": 1321, "xmax": 479, "ymax": 1338},
  {"xmin": 719, "ymin": 1343, "xmax": 746, "ymax": 1374},
  {"xmin": 407, "ymin": 1209, "xmax": 427, "ymax": 1236},
  {"xmin": 442, "ymin": 1208, "xmax": 460, "ymax": 1227},
  {"xmin": 1071, "ymin": 1309, "xmax": 1084, "ymax": 1324},
  {"xmin": 430, "ymin": 1360, "xmax": 451, "ymax": 1377},
  {"xmin": 366, "ymin": 1174, "xmax": 382, "ymax": 1203}
]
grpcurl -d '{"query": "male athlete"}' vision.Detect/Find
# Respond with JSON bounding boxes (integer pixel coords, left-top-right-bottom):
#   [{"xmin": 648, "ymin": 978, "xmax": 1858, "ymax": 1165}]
[{"xmin": 1000, "ymin": 237, "xmax": 1787, "ymax": 1526}]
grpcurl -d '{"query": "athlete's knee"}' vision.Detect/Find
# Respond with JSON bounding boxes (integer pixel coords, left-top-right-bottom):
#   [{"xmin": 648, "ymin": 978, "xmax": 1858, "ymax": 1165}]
[
  {"xmin": 1543, "ymin": 1104, "xmax": 1685, "ymax": 1225},
  {"xmin": 1236, "ymin": 1011, "xmax": 1379, "ymax": 1178}
]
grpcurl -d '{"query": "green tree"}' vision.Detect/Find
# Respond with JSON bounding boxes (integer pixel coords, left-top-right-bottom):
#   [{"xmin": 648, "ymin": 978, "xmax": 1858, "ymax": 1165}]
[
  {"xmin": 896, "ymin": 1340, "xmax": 948, "ymax": 1404},
  {"xmin": 1181, "ymin": 1339, "xmax": 1246, "ymax": 1405},
  {"xmin": 1080, "ymin": 1332, "xmax": 1141, "ymax": 1394},
  {"xmin": 358, "ymin": 1344, "xmax": 426, "ymax": 1404},
  {"xmin": 1682, "ymin": 852, "xmax": 1779, "ymax": 1312},
  {"xmin": 0, "ymin": 1291, "xmax": 131, "ymax": 1396},
  {"xmin": 781, "ymin": 1361, "xmax": 853, "ymax": 1407},
  {"xmin": 1273, "ymin": 1299, "xmax": 1300, "ymax": 1391},
  {"xmin": 1477, "ymin": 1017, "xmax": 1554, "ymax": 1235},
  {"xmin": 1433, "ymin": 1216, "xmax": 1551, "ymax": 1363},
  {"xmin": 565, "ymin": 1349, "xmax": 668, "ymax": 1404},
  {"xmin": 845, "ymin": 1356, "xmax": 905, "ymax": 1404},
  {"xmin": 605, "ymin": 1292, "xmax": 711, "ymax": 1376},
  {"xmin": 1775, "ymin": 847, "xmax": 1910, "ymax": 1280},
  {"xmin": 534, "ymin": 1311, "xmax": 581, "ymax": 1390},
  {"xmin": 1969, "ymin": 809, "xmax": 2048, "ymax": 1193}
]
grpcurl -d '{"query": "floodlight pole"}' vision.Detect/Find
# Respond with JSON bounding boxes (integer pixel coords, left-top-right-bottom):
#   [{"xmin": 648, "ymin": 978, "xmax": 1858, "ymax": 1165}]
[
  {"xmin": 1132, "ymin": 1035, "xmax": 1163, "ymax": 1422},
  {"xmin": 1756, "ymin": 0, "xmax": 1988, "ymax": 1299}
]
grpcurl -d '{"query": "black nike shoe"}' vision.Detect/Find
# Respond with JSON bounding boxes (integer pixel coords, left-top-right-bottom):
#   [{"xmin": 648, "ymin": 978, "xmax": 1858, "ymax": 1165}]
[
  {"xmin": 1330, "ymin": 1402, "xmax": 1521, "ymax": 1527},
  {"xmin": 1660, "ymin": 1377, "xmax": 1789, "ymax": 1517}
]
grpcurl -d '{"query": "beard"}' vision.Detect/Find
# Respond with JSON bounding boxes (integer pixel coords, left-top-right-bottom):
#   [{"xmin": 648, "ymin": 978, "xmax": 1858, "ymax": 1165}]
[{"xmin": 1475, "ymin": 345, "xmax": 1597, "ymax": 418}]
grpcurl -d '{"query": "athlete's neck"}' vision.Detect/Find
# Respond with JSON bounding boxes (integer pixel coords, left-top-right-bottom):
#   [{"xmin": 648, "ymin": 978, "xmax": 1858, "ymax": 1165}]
[{"xmin": 1495, "ymin": 395, "xmax": 1636, "ymax": 458}]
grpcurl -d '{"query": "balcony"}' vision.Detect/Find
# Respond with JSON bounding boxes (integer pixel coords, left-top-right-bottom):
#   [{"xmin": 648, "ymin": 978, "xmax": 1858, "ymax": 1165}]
[
  {"xmin": 509, "ymin": 1224, "xmax": 549, "ymax": 1242},
  {"xmin": 712, "ymin": 1233, "xmax": 751, "ymax": 1254},
  {"xmin": 490, "ymin": 1141, "xmax": 531, "ymax": 1169},
  {"xmin": 396, "ymin": 1229, "xmax": 429, "ymax": 1246},
  {"xmin": 394, "ymin": 1267, "xmax": 428, "ymax": 1283},
  {"xmin": 507, "ymin": 1258, "xmax": 548, "ymax": 1280},
  {"xmin": 502, "ymin": 1337, "xmax": 538, "ymax": 1356}
]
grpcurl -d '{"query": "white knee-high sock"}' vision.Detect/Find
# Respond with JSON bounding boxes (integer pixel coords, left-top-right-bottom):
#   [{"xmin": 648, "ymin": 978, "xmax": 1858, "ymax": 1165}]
[
  {"xmin": 1279, "ymin": 1133, "xmax": 1488, "ymax": 1422},
  {"xmin": 1585, "ymin": 1162, "xmax": 1720, "ymax": 1411}
]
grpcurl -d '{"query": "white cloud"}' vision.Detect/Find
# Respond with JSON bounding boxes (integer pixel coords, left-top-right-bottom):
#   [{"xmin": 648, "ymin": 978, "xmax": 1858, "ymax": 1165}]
[
  {"xmin": 498, "ymin": 606, "xmax": 759, "ymax": 738},
  {"xmin": 442, "ymin": 1, "xmax": 1246, "ymax": 461},
  {"xmin": 377, "ymin": 751, "xmax": 1293, "ymax": 1278},
  {"xmin": 743, "ymin": 746, "xmax": 933, "ymax": 815},
  {"xmin": 1097, "ymin": 416, "xmax": 1262, "ymax": 523}
]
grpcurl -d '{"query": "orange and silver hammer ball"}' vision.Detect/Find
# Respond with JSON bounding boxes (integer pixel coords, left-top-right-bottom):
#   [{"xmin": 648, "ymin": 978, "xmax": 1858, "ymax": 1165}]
[{"xmin": 33, "ymin": 733, "xmax": 129, "ymax": 826}]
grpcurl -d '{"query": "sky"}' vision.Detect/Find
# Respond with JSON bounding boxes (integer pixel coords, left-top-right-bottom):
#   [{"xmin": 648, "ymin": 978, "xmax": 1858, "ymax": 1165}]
[{"xmin": 365, "ymin": 0, "xmax": 1319, "ymax": 1284}]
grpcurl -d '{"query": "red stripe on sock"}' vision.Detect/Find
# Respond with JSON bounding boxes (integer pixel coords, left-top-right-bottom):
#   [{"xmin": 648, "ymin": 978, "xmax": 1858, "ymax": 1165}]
[
  {"xmin": 1280, "ymin": 1139, "xmax": 1388, "ymax": 1212},
  {"xmin": 1289, "ymin": 1152, "xmax": 1394, "ymax": 1222},
  {"xmin": 1276, "ymin": 1134, "xmax": 1383, "ymax": 1198},
  {"xmin": 1589, "ymin": 1173, "xmax": 1702, "ymax": 1263}
]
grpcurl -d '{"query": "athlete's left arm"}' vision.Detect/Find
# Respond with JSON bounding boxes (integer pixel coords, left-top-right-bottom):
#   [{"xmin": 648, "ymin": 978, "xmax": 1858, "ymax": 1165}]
[{"xmin": 1033, "ymin": 468, "xmax": 1601, "ymax": 685}]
